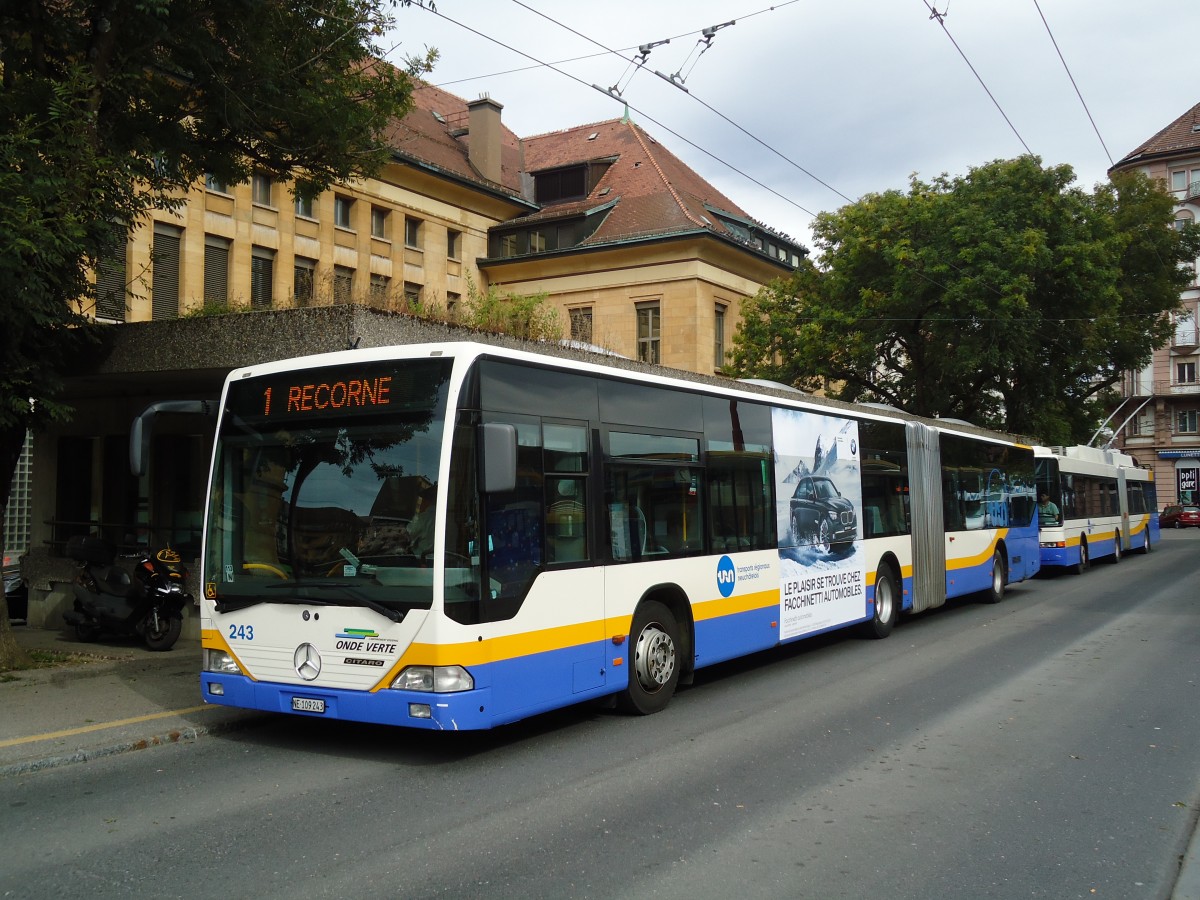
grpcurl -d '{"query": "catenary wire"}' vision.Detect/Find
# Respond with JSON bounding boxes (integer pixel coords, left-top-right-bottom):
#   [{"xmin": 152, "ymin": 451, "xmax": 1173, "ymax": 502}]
[
  {"xmin": 407, "ymin": 2, "xmax": 823, "ymax": 221},
  {"xmin": 509, "ymin": 0, "xmax": 854, "ymax": 206},
  {"xmin": 1032, "ymin": 0, "xmax": 1113, "ymax": 166},
  {"xmin": 921, "ymin": 0, "xmax": 1033, "ymax": 155}
]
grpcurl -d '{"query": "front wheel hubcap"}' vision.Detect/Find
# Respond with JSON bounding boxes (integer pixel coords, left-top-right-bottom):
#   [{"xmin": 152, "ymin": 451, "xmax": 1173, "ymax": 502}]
[{"xmin": 633, "ymin": 624, "xmax": 675, "ymax": 693}]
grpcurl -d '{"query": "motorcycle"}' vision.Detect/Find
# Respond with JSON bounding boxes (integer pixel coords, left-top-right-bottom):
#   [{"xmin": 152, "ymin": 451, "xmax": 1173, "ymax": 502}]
[{"xmin": 62, "ymin": 535, "xmax": 189, "ymax": 651}]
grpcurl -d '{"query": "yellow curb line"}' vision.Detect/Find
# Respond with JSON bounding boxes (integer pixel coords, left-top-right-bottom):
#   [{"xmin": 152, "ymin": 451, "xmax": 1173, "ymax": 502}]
[{"xmin": 0, "ymin": 705, "xmax": 213, "ymax": 748}]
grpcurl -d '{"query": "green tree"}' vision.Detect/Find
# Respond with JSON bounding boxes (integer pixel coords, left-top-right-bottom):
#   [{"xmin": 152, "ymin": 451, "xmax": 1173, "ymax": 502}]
[
  {"xmin": 729, "ymin": 156, "xmax": 1200, "ymax": 443},
  {"xmin": 0, "ymin": 0, "xmax": 432, "ymax": 669}
]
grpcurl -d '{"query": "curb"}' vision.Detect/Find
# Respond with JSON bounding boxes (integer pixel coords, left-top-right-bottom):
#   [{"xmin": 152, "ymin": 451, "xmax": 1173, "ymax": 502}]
[
  {"xmin": 0, "ymin": 714, "xmax": 261, "ymax": 779},
  {"xmin": 1174, "ymin": 794, "xmax": 1200, "ymax": 900}
]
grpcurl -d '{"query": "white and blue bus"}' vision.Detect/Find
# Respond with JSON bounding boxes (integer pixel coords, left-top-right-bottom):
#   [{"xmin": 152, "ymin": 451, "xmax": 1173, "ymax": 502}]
[
  {"xmin": 195, "ymin": 342, "xmax": 1039, "ymax": 729},
  {"xmin": 1034, "ymin": 445, "xmax": 1158, "ymax": 572}
]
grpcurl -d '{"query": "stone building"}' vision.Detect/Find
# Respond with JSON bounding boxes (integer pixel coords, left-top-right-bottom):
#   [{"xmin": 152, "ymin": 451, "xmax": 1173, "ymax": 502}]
[
  {"xmin": 14, "ymin": 82, "xmax": 805, "ymax": 628},
  {"xmin": 1108, "ymin": 101, "xmax": 1200, "ymax": 505}
]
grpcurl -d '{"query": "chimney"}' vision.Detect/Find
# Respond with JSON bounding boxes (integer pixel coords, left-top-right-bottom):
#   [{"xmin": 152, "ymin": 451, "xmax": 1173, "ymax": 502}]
[{"xmin": 467, "ymin": 95, "xmax": 503, "ymax": 184}]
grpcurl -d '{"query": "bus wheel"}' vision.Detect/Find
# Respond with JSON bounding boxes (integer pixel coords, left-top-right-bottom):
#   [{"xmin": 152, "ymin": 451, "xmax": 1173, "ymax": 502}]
[
  {"xmin": 618, "ymin": 600, "xmax": 681, "ymax": 715},
  {"xmin": 1074, "ymin": 540, "xmax": 1088, "ymax": 575},
  {"xmin": 1110, "ymin": 532, "xmax": 1122, "ymax": 564},
  {"xmin": 981, "ymin": 551, "xmax": 1006, "ymax": 604},
  {"xmin": 864, "ymin": 567, "xmax": 897, "ymax": 639},
  {"xmin": 1142, "ymin": 531, "xmax": 1153, "ymax": 554}
]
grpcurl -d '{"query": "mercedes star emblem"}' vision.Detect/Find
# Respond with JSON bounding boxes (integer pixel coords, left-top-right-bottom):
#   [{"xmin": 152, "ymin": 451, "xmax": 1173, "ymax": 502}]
[{"xmin": 294, "ymin": 643, "xmax": 322, "ymax": 681}]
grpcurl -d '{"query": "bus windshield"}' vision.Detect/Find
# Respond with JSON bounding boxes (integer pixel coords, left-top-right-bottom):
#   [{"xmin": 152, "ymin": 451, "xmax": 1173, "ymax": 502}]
[{"xmin": 204, "ymin": 358, "xmax": 452, "ymax": 617}]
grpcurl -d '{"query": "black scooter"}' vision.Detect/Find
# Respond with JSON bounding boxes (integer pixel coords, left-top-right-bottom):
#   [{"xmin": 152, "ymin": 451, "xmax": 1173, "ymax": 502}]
[{"xmin": 63, "ymin": 536, "xmax": 189, "ymax": 651}]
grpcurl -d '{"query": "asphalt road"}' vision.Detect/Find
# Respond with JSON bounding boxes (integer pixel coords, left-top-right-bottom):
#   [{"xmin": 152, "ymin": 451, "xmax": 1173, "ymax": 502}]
[{"xmin": 1, "ymin": 532, "xmax": 1198, "ymax": 899}]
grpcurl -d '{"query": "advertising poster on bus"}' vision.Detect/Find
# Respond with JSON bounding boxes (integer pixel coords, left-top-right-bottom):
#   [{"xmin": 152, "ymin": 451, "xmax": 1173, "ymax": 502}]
[{"xmin": 772, "ymin": 408, "xmax": 867, "ymax": 640}]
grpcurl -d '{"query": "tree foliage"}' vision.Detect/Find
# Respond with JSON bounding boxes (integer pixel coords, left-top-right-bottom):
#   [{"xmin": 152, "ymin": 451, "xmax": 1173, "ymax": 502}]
[
  {"xmin": 0, "ymin": 0, "xmax": 431, "ymax": 667},
  {"xmin": 729, "ymin": 156, "xmax": 1200, "ymax": 444}
]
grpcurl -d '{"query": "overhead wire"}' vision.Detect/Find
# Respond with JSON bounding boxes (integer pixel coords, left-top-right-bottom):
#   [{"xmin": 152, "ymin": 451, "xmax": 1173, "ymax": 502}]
[
  {"xmin": 509, "ymin": 0, "xmax": 854, "ymax": 206},
  {"xmin": 405, "ymin": 1, "xmax": 823, "ymax": 220},
  {"xmin": 921, "ymin": 0, "xmax": 1032, "ymax": 155},
  {"xmin": 1032, "ymin": 0, "xmax": 1113, "ymax": 166}
]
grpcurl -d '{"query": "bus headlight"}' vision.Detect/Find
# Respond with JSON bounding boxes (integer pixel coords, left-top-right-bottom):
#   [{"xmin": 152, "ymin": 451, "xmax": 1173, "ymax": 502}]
[
  {"xmin": 203, "ymin": 649, "xmax": 241, "ymax": 674},
  {"xmin": 390, "ymin": 665, "xmax": 474, "ymax": 693}
]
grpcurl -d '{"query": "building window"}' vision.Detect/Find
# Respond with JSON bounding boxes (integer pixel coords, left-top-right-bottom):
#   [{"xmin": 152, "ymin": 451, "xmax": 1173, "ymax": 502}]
[
  {"xmin": 369, "ymin": 273, "xmax": 390, "ymax": 304},
  {"xmin": 534, "ymin": 166, "xmax": 587, "ymax": 204},
  {"xmin": 447, "ymin": 291, "xmax": 460, "ymax": 317},
  {"xmin": 405, "ymin": 217, "xmax": 423, "ymax": 249},
  {"xmin": 1178, "ymin": 410, "xmax": 1199, "ymax": 434},
  {"xmin": 714, "ymin": 305, "xmax": 727, "ymax": 370},
  {"xmin": 530, "ymin": 230, "xmax": 547, "ymax": 253},
  {"xmin": 1179, "ymin": 361, "xmax": 1198, "ymax": 385},
  {"xmin": 569, "ymin": 307, "xmax": 593, "ymax": 344},
  {"xmin": 404, "ymin": 281, "xmax": 422, "ymax": 307},
  {"xmin": 334, "ymin": 195, "xmax": 354, "ymax": 230},
  {"xmin": 203, "ymin": 235, "xmax": 230, "ymax": 303},
  {"xmin": 333, "ymin": 265, "xmax": 354, "ymax": 304},
  {"xmin": 252, "ymin": 173, "xmax": 273, "ymax": 206},
  {"xmin": 95, "ymin": 225, "xmax": 129, "ymax": 322},
  {"xmin": 371, "ymin": 206, "xmax": 389, "ymax": 240},
  {"xmin": 447, "ymin": 229, "xmax": 461, "ymax": 260},
  {"xmin": 295, "ymin": 194, "xmax": 315, "ymax": 220},
  {"xmin": 499, "ymin": 233, "xmax": 519, "ymax": 257},
  {"xmin": 250, "ymin": 248, "xmax": 274, "ymax": 310},
  {"xmin": 1178, "ymin": 312, "xmax": 1198, "ymax": 346},
  {"xmin": 293, "ymin": 257, "xmax": 316, "ymax": 307},
  {"xmin": 204, "ymin": 173, "xmax": 228, "ymax": 194},
  {"xmin": 636, "ymin": 302, "xmax": 661, "ymax": 365},
  {"xmin": 151, "ymin": 223, "xmax": 181, "ymax": 320}
]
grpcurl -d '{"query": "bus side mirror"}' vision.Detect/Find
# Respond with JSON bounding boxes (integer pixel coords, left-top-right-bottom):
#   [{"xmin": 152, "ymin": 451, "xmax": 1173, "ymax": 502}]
[
  {"xmin": 130, "ymin": 400, "xmax": 217, "ymax": 476},
  {"xmin": 479, "ymin": 423, "xmax": 517, "ymax": 493}
]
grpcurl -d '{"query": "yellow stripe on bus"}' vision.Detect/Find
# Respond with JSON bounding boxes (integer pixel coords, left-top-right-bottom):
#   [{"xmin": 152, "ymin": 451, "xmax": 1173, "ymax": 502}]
[{"xmin": 945, "ymin": 529, "xmax": 1009, "ymax": 571}]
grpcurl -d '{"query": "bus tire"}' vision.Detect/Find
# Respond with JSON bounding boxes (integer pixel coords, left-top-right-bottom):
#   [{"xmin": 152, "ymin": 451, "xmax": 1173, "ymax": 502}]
[
  {"xmin": 1074, "ymin": 540, "xmax": 1088, "ymax": 575},
  {"xmin": 618, "ymin": 600, "xmax": 681, "ymax": 715},
  {"xmin": 981, "ymin": 551, "xmax": 1006, "ymax": 604},
  {"xmin": 1109, "ymin": 532, "xmax": 1122, "ymax": 564},
  {"xmin": 864, "ymin": 566, "xmax": 898, "ymax": 639},
  {"xmin": 1142, "ymin": 531, "xmax": 1152, "ymax": 554}
]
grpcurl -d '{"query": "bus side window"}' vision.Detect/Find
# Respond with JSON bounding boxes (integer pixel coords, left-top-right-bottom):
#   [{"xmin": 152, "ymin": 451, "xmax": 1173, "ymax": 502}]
[
  {"xmin": 544, "ymin": 423, "xmax": 589, "ymax": 565},
  {"xmin": 547, "ymin": 477, "xmax": 586, "ymax": 563},
  {"xmin": 481, "ymin": 417, "xmax": 543, "ymax": 620}
]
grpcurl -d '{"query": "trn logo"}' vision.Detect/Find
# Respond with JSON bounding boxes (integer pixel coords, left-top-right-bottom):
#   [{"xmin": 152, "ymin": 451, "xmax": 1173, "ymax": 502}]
[{"xmin": 716, "ymin": 555, "xmax": 737, "ymax": 598}]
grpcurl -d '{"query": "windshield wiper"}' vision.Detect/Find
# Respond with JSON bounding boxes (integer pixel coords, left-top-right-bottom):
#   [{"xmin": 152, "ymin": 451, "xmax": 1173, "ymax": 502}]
[
  {"xmin": 260, "ymin": 581, "xmax": 404, "ymax": 623},
  {"xmin": 215, "ymin": 596, "xmax": 266, "ymax": 614}
]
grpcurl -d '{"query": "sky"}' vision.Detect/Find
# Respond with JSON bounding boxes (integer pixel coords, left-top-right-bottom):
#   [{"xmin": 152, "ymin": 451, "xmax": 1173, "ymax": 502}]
[{"xmin": 386, "ymin": 1, "xmax": 1200, "ymax": 254}]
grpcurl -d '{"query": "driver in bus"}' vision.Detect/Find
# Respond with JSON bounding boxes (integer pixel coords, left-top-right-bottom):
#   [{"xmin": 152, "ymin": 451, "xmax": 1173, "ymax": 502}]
[{"xmin": 1037, "ymin": 491, "xmax": 1060, "ymax": 526}]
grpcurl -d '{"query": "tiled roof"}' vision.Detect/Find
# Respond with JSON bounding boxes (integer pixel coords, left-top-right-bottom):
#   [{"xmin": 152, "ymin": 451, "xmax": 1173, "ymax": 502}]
[
  {"xmin": 382, "ymin": 82, "xmax": 525, "ymax": 195},
  {"xmin": 519, "ymin": 117, "xmax": 786, "ymax": 250},
  {"xmin": 1112, "ymin": 101, "xmax": 1200, "ymax": 169},
  {"xmin": 382, "ymin": 84, "xmax": 801, "ymax": 257}
]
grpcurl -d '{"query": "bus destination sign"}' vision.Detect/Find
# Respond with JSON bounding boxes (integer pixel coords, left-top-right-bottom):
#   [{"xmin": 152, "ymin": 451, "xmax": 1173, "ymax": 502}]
[
  {"xmin": 263, "ymin": 374, "xmax": 393, "ymax": 417},
  {"xmin": 229, "ymin": 359, "xmax": 451, "ymax": 423}
]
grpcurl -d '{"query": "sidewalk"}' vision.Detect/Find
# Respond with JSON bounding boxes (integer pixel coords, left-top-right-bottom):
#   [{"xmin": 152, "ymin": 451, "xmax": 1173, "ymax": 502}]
[{"xmin": 0, "ymin": 625, "xmax": 260, "ymax": 777}]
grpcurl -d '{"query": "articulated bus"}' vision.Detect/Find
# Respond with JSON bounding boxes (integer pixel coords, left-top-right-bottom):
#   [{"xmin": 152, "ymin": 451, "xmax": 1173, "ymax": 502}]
[
  {"xmin": 1033, "ymin": 445, "xmax": 1158, "ymax": 572},
  {"xmin": 195, "ymin": 342, "xmax": 1039, "ymax": 730}
]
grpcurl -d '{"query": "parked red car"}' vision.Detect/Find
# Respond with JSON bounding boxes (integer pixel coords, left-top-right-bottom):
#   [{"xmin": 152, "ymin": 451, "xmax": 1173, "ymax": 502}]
[{"xmin": 1160, "ymin": 505, "xmax": 1200, "ymax": 528}]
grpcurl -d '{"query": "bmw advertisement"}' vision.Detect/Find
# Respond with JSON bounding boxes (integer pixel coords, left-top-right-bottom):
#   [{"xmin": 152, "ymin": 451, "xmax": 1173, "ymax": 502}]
[{"xmin": 772, "ymin": 408, "xmax": 867, "ymax": 640}]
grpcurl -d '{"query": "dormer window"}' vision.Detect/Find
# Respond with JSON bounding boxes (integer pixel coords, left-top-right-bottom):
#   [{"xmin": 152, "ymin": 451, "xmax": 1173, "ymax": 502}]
[{"xmin": 534, "ymin": 166, "xmax": 587, "ymax": 204}]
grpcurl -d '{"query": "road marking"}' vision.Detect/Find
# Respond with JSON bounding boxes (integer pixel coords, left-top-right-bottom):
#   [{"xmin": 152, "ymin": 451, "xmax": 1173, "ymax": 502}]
[{"xmin": 0, "ymin": 705, "xmax": 213, "ymax": 748}]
